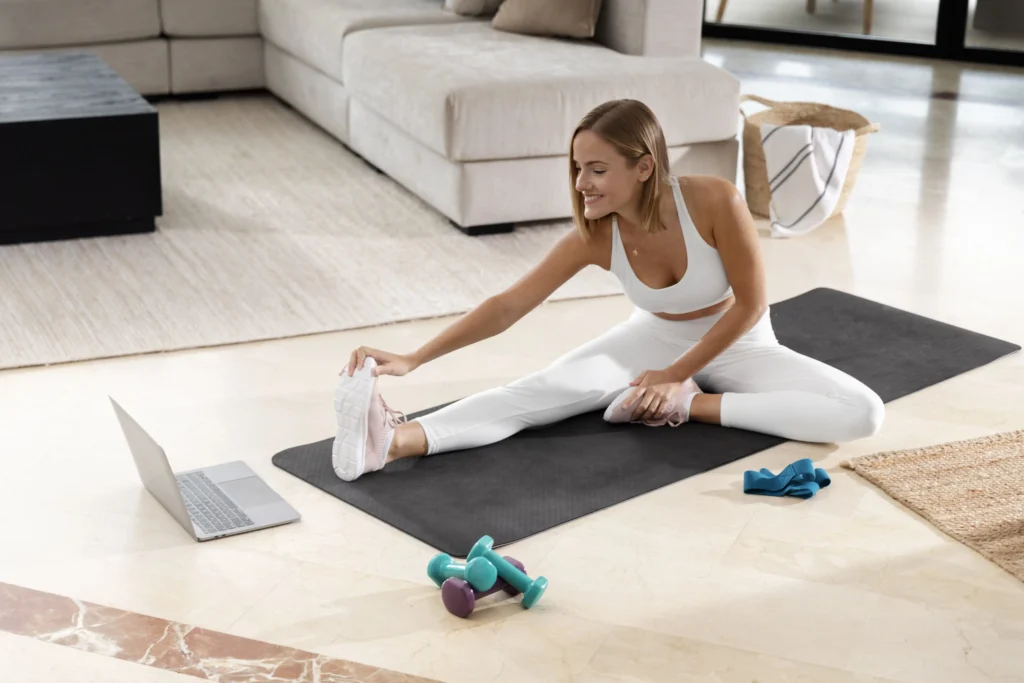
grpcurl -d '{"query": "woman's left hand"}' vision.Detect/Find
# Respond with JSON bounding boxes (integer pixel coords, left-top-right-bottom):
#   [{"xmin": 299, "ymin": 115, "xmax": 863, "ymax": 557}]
[{"xmin": 622, "ymin": 369, "xmax": 684, "ymax": 421}]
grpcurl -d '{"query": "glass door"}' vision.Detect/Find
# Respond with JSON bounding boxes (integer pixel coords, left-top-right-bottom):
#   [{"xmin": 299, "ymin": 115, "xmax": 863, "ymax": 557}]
[
  {"xmin": 707, "ymin": 0, "xmax": 940, "ymax": 45},
  {"xmin": 964, "ymin": 0, "xmax": 1024, "ymax": 55},
  {"xmin": 703, "ymin": 0, "xmax": 1024, "ymax": 67}
]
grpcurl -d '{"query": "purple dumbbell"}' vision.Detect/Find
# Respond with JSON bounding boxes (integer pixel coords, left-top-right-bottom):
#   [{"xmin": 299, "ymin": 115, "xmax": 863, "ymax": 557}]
[{"xmin": 441, "ymin": 556, "xmax": 526, "ymax": 618}]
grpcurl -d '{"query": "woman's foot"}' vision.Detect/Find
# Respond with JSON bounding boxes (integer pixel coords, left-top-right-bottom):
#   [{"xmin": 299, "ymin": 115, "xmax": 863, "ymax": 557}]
[
  {"xmin": 603, "ymin": 378, "xmax": 703, "ymax": 427},
  {"xmin": 332, "ymin": 357, "xmax": 407, "ymax": 481}
]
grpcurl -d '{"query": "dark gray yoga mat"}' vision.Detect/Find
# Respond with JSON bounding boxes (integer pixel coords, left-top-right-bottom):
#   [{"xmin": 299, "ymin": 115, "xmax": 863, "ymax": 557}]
[{"xmin": 272, "ymin": 288, "xmax": 1020, "ymax": 556}]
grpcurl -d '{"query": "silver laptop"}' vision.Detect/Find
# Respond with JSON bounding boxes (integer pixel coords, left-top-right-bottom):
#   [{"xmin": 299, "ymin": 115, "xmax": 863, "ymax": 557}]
[{"xmin": 110, "ymin": 397, "xmax": 300, "ymax": 541}]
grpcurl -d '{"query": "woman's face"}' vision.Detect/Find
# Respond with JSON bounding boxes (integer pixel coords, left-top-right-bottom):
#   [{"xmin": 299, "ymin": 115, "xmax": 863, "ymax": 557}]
[{"xmin": 572, "ymin": 130, "xmax": 650, "ymax": 220}]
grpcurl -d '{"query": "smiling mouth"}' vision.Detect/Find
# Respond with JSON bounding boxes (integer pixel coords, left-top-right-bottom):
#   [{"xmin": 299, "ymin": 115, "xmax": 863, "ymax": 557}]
[{"xmin": 583, "ymin": 194, "xmax": 603, "ymax": 205}]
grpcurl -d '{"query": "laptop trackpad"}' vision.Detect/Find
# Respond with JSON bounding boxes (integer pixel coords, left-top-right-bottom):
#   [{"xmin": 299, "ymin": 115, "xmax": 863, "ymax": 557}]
[{"xmin": 219, "ymin": 477, "xmax": 280, "ymax": 507}]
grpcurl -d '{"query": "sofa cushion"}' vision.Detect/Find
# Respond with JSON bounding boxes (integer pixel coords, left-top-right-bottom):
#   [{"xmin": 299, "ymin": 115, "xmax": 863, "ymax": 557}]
[
  {"xmin": 342, "ymin": 22, "xmax": 740, "ymax": 162},
  {"xmin": 259, "ymin": 0, "xmax": 471, "ymax": 83},
  {"xmin": 491, "ymin": 0, "xmax": 602, "ymax": 39},
  {"xmin": 161, "ymin": 0, "xmax": 259, "ymax": 37},
  {"xmin": 0, "ymin": 0, "xmax": 160, "ymax": 49}
]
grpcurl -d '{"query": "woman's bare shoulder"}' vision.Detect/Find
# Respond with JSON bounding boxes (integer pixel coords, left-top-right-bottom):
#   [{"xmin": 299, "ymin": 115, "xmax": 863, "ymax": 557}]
[
  {"xmin": 674, "ymin": 175, "xmax": 742, "ymax": 245},
  {"xmin": 677, "ymin": 174, "xmax": 740, "ymax": 207},
  {"xmin": 581, "ymin": 215, "xmax": 614, "ymax": 269}
]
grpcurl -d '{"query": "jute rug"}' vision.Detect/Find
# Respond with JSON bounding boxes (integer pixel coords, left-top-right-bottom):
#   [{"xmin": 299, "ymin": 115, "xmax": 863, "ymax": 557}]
[
  {"xmin": 0, "ymin": 95, "xmax": 620, "ymax": 370},
  {"xmin": 842, "ymin": 429, "xmax": 1024, "ymax": 582}
]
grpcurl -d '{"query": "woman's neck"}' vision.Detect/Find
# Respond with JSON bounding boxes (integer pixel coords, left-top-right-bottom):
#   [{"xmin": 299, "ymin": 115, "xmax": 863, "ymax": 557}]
[
  {"xmin": 617, "ymin": 185, "xmax": 669, "ymax": 234},
  {"xmin": 615, "ymin": 199, "xmax": 644, "ymax": 233}
]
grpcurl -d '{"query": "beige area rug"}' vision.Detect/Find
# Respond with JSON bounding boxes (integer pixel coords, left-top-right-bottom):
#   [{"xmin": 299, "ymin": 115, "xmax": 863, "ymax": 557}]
[
  {"xmin": 0, "ymin": 96, "xmax": 621, "ymax": 370},
  {"xmin": 842, "ymin": 429, "xmax": 1024, "ymax": 582}
]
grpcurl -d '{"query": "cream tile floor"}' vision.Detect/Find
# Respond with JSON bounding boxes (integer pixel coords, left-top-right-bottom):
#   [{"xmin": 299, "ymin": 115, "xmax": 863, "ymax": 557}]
[{"xmin": 3, "ymin": 41, "xmax": 1024, "ymax": 682}]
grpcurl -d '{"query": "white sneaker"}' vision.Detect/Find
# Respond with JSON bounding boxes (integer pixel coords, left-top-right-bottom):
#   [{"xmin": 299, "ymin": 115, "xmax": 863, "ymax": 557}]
[
  {"xmin": 603, "ymin": 378, "xmax": 702, "ymax": 427},
  {"xmin": 332, "ymin": 357, "xmax": 406, "ymax": 481}
]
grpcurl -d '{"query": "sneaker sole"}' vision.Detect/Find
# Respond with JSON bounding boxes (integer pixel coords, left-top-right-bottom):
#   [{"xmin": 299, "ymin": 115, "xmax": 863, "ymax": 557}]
[
  {"xmin": 602, "ymin": 390, "xmax": 633, "ymax": 423},
  {"xmin": 332, "ymin": 360, "xmax": 376, "ymax": 481}
]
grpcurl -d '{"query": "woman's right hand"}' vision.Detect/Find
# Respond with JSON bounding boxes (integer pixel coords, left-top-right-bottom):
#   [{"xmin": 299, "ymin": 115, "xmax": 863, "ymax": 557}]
[{"xmin": 343, "ymin": 346, "xmax": 419, "ymax": 377}]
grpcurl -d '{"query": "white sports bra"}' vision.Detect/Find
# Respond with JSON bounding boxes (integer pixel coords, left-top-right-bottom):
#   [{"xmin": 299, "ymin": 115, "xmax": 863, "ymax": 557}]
[{"xmin": 610, "ymin": 176, "xmax": 734, "ymax": 315}]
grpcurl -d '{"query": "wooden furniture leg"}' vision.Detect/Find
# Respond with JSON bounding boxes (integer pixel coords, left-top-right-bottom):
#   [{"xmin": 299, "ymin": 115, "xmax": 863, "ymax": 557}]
[
  {"xmin": 716, "ymin": 0, "xmax": 729, "ymax": 22},
  {"xmin": 806, "ymin": 0, "xmax": 817, "ymax": 13},
  {"xmin": 863, "ymin": 0, "xmax": 874, "ymax": 33}
]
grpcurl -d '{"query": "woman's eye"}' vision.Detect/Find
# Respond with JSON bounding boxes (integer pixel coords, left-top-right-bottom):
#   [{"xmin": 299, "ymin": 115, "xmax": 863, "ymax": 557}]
[{"xmin": 594, "ymin": 170, "xmax": 605, "ymax": 175}]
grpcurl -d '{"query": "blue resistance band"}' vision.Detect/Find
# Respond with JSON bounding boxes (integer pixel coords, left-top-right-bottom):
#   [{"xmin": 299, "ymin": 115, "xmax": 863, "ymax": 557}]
[{"xmin": 743, "ymin": 458, "xmax": 831, "ymax": 499}]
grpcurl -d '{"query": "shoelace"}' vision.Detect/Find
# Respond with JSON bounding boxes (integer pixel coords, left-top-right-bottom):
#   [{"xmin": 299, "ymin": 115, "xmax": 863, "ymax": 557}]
[
  {"xmin": 373, "ymin": 398, "xmax": 407, "ymax": 468},
  {"xmin": 639, "ymin": 398, "xmax": 687, "ymax": 427},
  {"xmin": 664, "ymin": 412, "xmax": 685, "ymax": 427},
  {"xmin": 380, "ymin": 397, "xmax": 407, "ymax": 428}
]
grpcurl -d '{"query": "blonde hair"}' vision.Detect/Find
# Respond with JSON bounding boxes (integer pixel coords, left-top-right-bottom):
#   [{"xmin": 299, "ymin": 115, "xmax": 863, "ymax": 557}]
[{"xmin": 569, "ymin": 99, "xmax": 671, "ymax": 239}]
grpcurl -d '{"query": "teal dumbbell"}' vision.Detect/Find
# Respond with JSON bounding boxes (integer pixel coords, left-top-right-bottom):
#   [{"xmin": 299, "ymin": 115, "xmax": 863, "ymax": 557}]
[
  {"xmin": 467, "ymin": 535, "xmax": 547, "ymax": 609},
  {"xmin": 427, "ymin": 553, "xmax": 497, "ymax": 592}
]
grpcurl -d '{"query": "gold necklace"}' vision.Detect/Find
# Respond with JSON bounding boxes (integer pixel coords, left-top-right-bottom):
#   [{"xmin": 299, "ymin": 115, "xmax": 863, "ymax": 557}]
[{"xmin": 630, "ymin": 231, "xmax": 652, "ymax": 256}]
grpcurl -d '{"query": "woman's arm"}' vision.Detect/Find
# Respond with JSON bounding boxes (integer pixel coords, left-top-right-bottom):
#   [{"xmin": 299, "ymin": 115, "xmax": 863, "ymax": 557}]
[
  {"xmin": 409, "ymin": 228, "xmax": 598, "ymax": 367},
  {"xmin": 663, "ymin": 180, "xmax": 769, "ymax": 381}
]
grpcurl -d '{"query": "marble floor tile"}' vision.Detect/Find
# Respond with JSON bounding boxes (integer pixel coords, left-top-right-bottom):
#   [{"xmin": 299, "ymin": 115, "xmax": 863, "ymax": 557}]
[{"xmin": 0, "ymin": 583, "xmax": 435, "ymax": 682}]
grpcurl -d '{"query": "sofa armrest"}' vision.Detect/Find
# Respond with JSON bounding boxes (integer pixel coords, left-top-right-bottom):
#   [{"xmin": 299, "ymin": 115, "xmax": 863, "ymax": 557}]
[{"xmin": 595, "ymin": 0, "xmax": 703, "ymax": 58}]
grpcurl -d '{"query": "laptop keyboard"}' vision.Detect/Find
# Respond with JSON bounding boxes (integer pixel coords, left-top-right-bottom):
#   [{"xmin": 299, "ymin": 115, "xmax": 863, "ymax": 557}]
[{"xmin": 177, "ymin": 471, "xmax": 254, "ymax": 535}]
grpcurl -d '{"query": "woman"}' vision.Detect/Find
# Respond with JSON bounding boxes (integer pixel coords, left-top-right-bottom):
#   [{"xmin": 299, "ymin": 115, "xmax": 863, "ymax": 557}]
[{"xmin": 330, "ymin": 99, "xmax": 884, "ymax": 482}]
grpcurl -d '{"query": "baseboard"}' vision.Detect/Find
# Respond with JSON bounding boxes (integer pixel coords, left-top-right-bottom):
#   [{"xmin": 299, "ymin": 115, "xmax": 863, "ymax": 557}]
[
  {"xmin": 449, "ymin": 220, "xmax": 515, "ymax": 237},
  {"xmin": 145, "ymin": 87, "xmax": 268, "ymax": 104}
]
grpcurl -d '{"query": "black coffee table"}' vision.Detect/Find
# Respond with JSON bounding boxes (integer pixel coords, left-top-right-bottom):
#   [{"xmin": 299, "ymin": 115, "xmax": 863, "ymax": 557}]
[{"xmin": 0, "ymin": 53, "xmax": 162, "ymax": 245}]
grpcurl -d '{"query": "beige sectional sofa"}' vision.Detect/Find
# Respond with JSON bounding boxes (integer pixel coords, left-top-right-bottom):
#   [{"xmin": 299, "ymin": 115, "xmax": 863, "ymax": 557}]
[
  {"xmin": 0, "ymin": 0, "xmax": 740, "ymax": 234},
  {"xmin": 0, "ymin": 0, "xmax": 263, "ymax": 95}
]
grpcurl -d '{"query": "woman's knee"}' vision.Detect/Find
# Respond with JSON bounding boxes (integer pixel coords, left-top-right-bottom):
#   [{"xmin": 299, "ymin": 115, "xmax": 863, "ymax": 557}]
[{"xmin": 841, "ymin": 388, "xmax": 885, "ymax": 440}]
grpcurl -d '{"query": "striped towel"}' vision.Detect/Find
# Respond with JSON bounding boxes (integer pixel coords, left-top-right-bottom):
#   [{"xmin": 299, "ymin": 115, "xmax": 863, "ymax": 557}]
[{"xmin": 760, "ymin": 123, "xmax": 855, "ymax": 238}]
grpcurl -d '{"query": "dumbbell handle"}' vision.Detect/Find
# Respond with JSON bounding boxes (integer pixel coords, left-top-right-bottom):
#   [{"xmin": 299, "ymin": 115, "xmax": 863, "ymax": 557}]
[
  {"xmin": 470, "ymin": 575, "xmax": 512, "ymax": 600},
  {"xmin": 427, "ymin": 554, "xmax": 496, "ymax": 591},
  {"xmin": 474, "ymin": 555, "xmax": 525, "ymax": 598},
  {"xmin": 474, "ymin": 548, "xmax": 532, "ymax": 594}
]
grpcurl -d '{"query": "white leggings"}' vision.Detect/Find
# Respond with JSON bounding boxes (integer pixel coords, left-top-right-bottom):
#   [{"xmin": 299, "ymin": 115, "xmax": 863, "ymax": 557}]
[{"xmin": 416, "ymin": 307, "xmax": 885, "ymax": 455}]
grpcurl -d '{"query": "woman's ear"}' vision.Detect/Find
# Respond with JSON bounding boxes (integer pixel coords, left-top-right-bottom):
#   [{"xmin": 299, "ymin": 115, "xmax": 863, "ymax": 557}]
[{"xmin": 637, "ymin": 154, "xmax": 654, "ymax": 182}]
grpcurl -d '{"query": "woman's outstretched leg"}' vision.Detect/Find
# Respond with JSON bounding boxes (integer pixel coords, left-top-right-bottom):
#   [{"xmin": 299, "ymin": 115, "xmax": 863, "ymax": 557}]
[
  {"xmin": 411, "ymin": 313, "xmax": 689, "ymax": 455},
  {"xmin": 332, "ymin": 311, "xmax": 687, "ymax": 480}
]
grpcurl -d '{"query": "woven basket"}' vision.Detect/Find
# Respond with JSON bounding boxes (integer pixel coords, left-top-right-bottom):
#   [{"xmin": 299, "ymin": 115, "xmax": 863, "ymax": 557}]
[{"xmin": 740, "ymin": 94, "xmax": 881, "ymax": 218}]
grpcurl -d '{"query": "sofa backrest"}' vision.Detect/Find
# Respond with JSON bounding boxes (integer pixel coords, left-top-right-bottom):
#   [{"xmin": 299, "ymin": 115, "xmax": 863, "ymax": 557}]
[{"xmin": 596, "ymin": 0, "xmax": 703, "ymax": 58}]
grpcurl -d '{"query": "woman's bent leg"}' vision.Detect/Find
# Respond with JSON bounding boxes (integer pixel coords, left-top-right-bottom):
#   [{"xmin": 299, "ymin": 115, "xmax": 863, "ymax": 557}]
[{"xmin": 699, "ymin": 342, "xmax": 885, "ymax": 443}]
